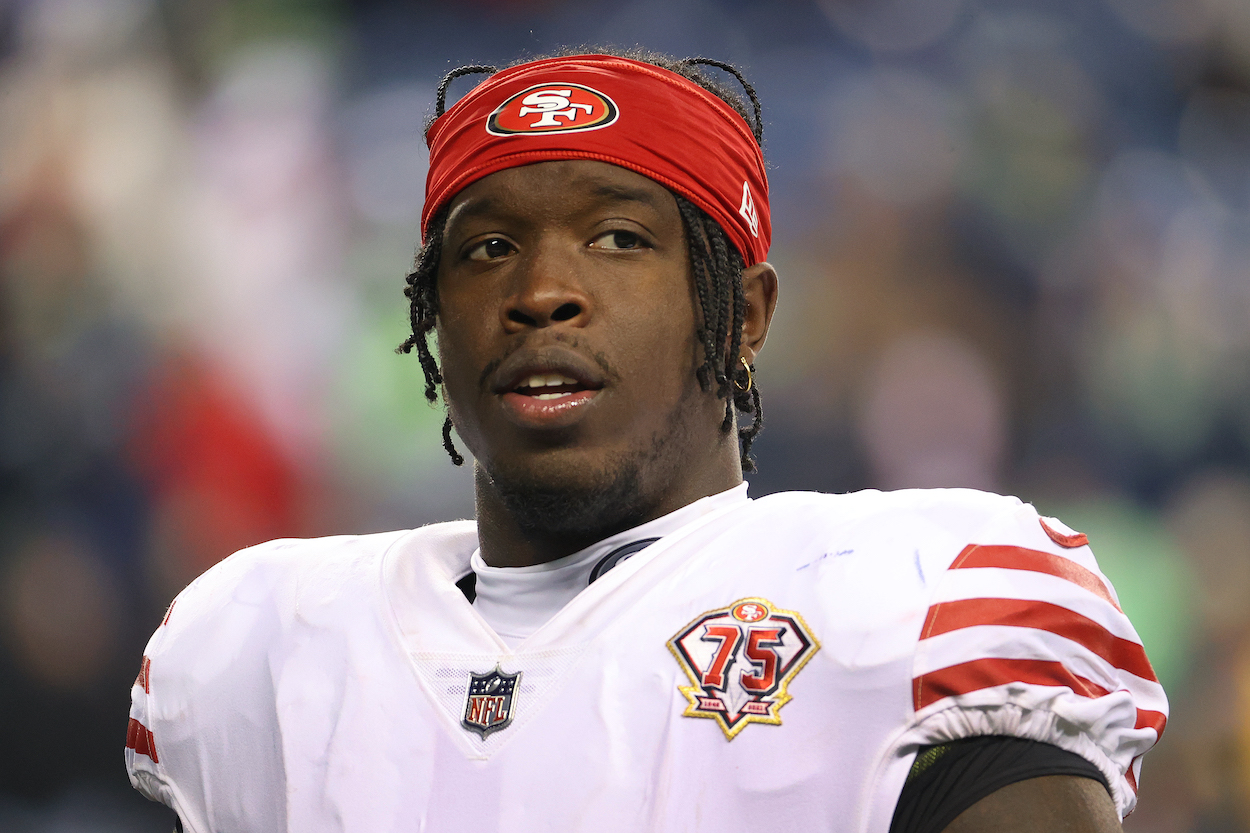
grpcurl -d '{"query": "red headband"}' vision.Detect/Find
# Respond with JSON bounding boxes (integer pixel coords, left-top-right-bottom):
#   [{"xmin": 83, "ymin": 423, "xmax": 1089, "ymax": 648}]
[{"xmin": 423, "ymin": 55, "xmax": 770, "ymax": 266}]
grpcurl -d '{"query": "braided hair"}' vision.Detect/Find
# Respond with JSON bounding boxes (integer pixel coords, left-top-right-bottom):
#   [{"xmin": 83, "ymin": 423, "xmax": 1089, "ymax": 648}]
[{"xmin": 398, "ymin": 49, "xmax": 765, "ymax": 472}]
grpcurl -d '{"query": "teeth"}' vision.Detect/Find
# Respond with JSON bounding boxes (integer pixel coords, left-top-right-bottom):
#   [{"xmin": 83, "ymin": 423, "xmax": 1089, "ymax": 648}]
[
  {"xmin": 519, "ymin": 374, "xmax": 578, "ymax": 389},
  {"xmin": 534, "ymin": 392, "xmax": 566, "ymax": 400}
]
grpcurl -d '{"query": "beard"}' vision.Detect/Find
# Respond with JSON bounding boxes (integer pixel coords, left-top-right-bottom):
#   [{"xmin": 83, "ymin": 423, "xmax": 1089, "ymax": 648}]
[
  {"xmin": 477, "ymin": 382, "xmax": 703, "ymax": 545},
  {"xmin": 480, "ymin": 443, "xmax": 657, "ymax": 543}
]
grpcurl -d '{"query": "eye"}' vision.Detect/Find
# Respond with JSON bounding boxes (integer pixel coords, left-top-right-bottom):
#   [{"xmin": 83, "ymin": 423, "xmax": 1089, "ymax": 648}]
[
  {"xmin": 466, "ymin": 237, "xmax": 515, "ymax": 261},
  {"xmin": 590, "ymin": 230, "xmax": 647, "ymax": 250}
]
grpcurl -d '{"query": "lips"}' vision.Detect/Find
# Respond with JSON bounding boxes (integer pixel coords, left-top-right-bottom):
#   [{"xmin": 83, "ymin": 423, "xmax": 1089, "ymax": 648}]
[{"xmin": 490, "ymin": 349, "xmax": 608, "ymax": 428}]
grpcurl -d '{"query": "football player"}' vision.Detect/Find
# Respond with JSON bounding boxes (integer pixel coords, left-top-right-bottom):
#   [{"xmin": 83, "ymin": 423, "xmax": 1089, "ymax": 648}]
[{"xmin": 126, "ymin": 51, "xmax": 1166, "ymax": 833}]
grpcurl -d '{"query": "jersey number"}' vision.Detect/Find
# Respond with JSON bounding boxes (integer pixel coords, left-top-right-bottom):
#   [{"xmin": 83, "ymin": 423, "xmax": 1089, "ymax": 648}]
[{"xmin": 700, "ymin": 624, "xmax": 785, "ymax": 693}]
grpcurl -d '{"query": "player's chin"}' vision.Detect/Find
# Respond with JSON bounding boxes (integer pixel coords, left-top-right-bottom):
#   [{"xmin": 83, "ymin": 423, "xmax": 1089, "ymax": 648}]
[
  {"xmin": 481, "ymin": 446, "xmax": 650, "ymax": 539},
  {"xmin": 484, "ymin": 442, "xmax": 625, "ymax": 494}
]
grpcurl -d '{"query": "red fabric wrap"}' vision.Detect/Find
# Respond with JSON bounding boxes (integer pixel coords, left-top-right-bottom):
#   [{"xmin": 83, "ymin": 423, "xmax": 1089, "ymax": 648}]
[{"xmin": 423, "ymin": 55, "xmax": 771, "ymax": 266}]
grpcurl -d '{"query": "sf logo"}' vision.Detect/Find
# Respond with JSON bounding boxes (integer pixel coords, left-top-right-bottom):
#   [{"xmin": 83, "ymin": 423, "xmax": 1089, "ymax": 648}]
[
  {"xmin": 517, "ymin": 89, "xmax": 593, "ymax": 127},
  {"xmin": 668, "ymin": 597, "xmax": 820, "ymax": 739},
  {"xmin": 487, "ymin": 83, "xmax": 620, "ymax": 136}
]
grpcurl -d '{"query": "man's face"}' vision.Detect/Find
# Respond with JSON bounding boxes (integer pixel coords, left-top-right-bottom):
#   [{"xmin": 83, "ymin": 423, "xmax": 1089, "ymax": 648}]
[{"xmin": 434, "ymin": 160, "xmax": 735, "ymax": 537}]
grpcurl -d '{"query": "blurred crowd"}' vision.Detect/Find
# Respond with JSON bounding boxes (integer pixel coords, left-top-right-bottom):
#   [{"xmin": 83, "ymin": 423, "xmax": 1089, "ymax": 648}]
[{"xmin": 1, "ymin": 0, "xmax": 1248, "ymax": 829}]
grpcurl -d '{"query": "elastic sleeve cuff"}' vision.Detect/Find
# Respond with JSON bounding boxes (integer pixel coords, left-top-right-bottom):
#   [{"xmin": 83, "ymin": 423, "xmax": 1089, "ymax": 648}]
[{"xmin": 907, "ymin": 701, "xmax": 1136, "ymax": 818}]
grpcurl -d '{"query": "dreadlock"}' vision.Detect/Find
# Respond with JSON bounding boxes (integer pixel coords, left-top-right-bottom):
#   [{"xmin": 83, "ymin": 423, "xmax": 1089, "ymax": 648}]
[{"xmin": 398, "ymin": 49, "xmax": 765, "ymax": 471}]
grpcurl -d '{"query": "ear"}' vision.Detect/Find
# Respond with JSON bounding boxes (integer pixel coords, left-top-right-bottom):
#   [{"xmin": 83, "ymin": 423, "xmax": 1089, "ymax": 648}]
[{"xmin": 739, "ymin": 261, "xmax": 778, "ymax": 364}]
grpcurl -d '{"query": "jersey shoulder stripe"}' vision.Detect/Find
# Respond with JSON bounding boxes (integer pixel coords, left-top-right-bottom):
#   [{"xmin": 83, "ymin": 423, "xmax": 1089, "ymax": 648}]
[
  {"xmin": 949, "ymin": 544, "xmax": 1120, "ymax": 610},
  {"xmin": 916, "ymin": 624, "xmax": 1164, "ymax": 712},
  {"xmin": 913, "ymin": 655, "xmax": 1165, "ymax": 733},
  {"xmin": 126, "ymin": 717, "xmax": 159, "ymax": 763},
  {"xmin": 914, "ymin": 541, "xmax": 1163, "ymax": 723},
  {"xmin": 920, "ymin": 597, "xmax": 1157, "ymax": 682},
  {"xmin": 917, "ymin": 655, "xmax": 1108, "ymax": 709}
]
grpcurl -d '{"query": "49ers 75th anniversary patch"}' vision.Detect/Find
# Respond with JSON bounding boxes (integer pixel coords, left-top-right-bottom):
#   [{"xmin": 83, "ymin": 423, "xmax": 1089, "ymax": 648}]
[{"xmin": 668, "ymin": 598, "xmax": 820, "ymax": 739}]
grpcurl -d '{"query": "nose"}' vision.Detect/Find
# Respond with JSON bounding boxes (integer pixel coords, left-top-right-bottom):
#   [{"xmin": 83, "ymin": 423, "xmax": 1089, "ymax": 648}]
[{"xmin": 501, "ymin": 242, "xmax": 593, "ymax": 331}]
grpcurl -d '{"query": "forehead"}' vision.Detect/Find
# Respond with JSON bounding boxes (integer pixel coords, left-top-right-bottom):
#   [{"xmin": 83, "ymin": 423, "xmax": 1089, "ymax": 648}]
[{"xmin": 440, "ymin": 160, "xmax": 681, "ymax": 230}]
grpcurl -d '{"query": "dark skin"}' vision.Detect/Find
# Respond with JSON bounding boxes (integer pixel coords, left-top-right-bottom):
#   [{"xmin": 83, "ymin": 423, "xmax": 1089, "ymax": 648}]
[
  {"xmin": 435, "ymin": 160, "xmax": 776, "ymax": 568},
  {"xmin": 433, "ymin": 159, "xmax": 1122, "ymax": 832},
  {"xmin": 947, "ymin": 774, "xmax": 1122, "ymax": 832}
]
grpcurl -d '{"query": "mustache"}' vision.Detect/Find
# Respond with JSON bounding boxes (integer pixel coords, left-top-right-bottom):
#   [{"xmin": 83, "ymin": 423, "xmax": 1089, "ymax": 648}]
[{"xmin": 477, "ymin": 334, "xmax": 621, "ymax": 393}]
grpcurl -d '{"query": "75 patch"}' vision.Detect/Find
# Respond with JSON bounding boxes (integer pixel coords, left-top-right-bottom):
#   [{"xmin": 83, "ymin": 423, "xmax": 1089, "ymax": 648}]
[{"xmin": 667, "ymin": 597, "xmax": 820, "ymax": 739}]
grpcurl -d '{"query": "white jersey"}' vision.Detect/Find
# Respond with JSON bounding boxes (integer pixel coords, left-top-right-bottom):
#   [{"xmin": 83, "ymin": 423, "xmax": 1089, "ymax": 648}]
[{"xmin": 125, "ymin": 488, "xmax": 1166, "ymax": 833}]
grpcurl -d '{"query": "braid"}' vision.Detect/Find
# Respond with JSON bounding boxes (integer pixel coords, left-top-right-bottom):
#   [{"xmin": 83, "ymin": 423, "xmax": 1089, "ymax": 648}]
[
  {"xmin": 435, "ymin": 65, "xmax": 496, "ymax": 117},
  {"xmin": 397, "ymin": 206, "xmax": 467, "ymax": 465},
  {"xmin": 675, "ymin": 197, "xmax": 718, "ymax": 393},
  {"xmin": 671, "ymin": 193, "xmax": 761, "ymax": 472},
  {"xmin": 738, "ymin": 383, "xmax": 762, "ymax": 472},
  {"xmin": 680, "ymin": 57, "xmax": 763, "ymax": 145},
  {"xmin": 402, "ymin": 55, "xmax": 766, "ymax": 472},
  {"xmin": 725, "ymin": 253, "xmax": 748, "ymax": 434},
  {"xmin": 442, "ymin": 415, "xmax": 465, "ymax": 466},
  {"xmin": 709, "ymin": 227, "xmax": 735, "ymax": 397},
  {"xmin": 398, "ymin": 206, "xmax": 447, "ymax": 402}
]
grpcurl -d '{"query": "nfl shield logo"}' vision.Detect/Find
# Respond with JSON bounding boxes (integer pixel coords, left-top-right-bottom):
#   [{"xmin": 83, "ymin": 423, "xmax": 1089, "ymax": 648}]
[{"xmin": 461, "ymin": 665, "xmax": 522, "ymax": 739}]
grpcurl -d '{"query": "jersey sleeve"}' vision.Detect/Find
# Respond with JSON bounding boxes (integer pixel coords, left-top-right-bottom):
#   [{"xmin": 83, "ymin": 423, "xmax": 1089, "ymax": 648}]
[
  {"xmin": 124, "ymin": 540, "xmax": 297, "ymax": 833},
  {"xmin": 907, "ymin": 500, "xmax": 1167, "ymax": 819},
  {"xmin": 125, "ymin": 599, "xmax": 179, "ymax": 813}
]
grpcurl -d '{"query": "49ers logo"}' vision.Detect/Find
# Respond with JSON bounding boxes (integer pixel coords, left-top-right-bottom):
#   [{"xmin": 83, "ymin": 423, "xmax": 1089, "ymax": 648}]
[
  {"xmin": 668, "ymin": 597, "xmax": 820, "ymax": 739},
  {"xmin": 487, "ymin": 83, "xmax": 619, "ymax": 136}
]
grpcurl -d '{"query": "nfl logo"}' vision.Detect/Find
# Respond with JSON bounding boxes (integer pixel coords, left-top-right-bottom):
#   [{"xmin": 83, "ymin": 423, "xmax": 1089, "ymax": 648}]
[{"xmin": 461, "ymin": 665, "xmax": 522, "ymax": 739}]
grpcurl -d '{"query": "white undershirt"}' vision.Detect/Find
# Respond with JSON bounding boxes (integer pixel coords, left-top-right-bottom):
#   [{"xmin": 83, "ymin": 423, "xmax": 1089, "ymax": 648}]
[{"xmin": 471, "ymin": 482, "xmax": 750, "ymax": 648}]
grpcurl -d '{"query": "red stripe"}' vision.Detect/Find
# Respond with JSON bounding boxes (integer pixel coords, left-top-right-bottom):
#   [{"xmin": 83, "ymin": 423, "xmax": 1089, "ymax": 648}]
[
  {"xmin": 914, "ymin": 658, "xmax": 1167, "ymax": 746},
  {"xmin": 1136, "ymin": 708, "xmax": 1167, "ymax": 738},
  {"xmin": 1039, "ymin": 517, "xmax": 1089, "ymax": 549},
  {"xmin": 915, "ymin": 656, "xmax": 1109, "ymax": 710},
  {"xmin": 134, "ymin": 656, "xmax": 151, "ymax": 693},
  {"xmin": 920, "ymin": 598, "xmax": 1157, "ymax": 682},
  {"xmin": 126, "ymin": 717, "xmax": 159, "ymax": 763},
  {"xmin": 951, "ymin": 545, "xmax": 1120, "ymax": 611},
  {"xmin": 1125, "ymin": 760, "xmax": 1138, "ymax": 793}
]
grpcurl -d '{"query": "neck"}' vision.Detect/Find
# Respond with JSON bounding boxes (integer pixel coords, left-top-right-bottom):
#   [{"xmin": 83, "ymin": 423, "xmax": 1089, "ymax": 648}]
[{"xmin": 473, "ymin": 445, "xmax": 742, "ymax": 568}]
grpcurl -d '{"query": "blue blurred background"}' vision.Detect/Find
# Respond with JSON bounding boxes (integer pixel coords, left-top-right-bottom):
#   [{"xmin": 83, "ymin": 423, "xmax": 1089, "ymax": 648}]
[{"xmin": 1, "ymin": 0, "xmax": 1248, "ymax": 829}]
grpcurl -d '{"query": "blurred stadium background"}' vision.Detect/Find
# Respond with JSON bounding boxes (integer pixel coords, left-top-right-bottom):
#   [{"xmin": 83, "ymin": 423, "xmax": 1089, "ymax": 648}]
[{"xmin": 1, "ymin": 0, "xmax": 1248, "ymax": 829}]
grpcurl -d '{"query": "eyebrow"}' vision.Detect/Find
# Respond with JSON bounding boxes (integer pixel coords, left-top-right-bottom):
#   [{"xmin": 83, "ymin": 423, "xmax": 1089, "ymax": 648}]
[{"xmin": 444, "ymin": 196, "xmax": 500, "ymax": 227}]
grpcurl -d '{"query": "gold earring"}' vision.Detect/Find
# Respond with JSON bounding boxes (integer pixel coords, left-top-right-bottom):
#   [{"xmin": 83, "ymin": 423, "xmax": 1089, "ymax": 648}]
[{"xmin": 733, "ymin": 356, "xmax": 753, "ymax": 392}]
